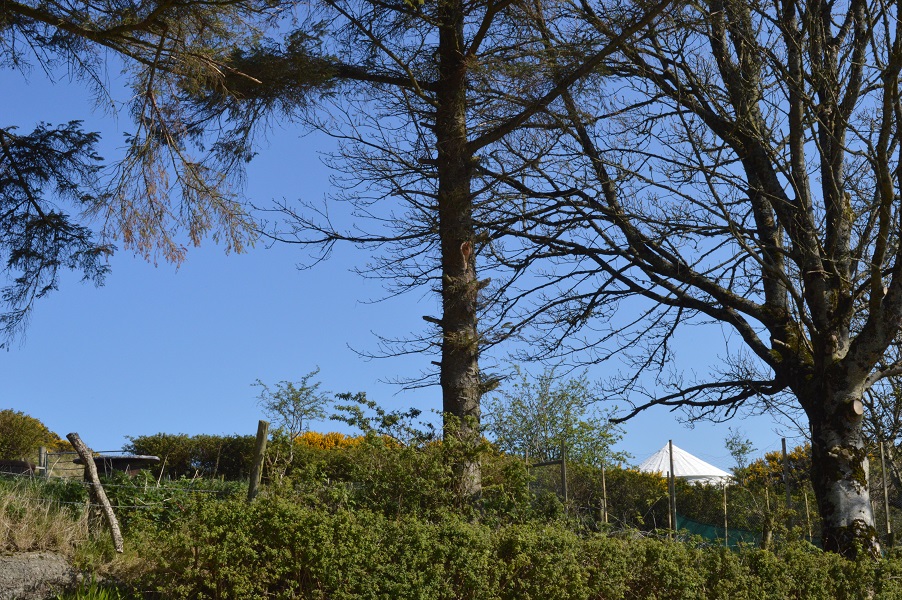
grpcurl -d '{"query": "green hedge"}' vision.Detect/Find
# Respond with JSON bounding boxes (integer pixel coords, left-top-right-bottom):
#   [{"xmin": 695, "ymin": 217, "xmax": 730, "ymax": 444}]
[
  {"xmin": 132, "ymin": 495, "xmax": 902, "ymax": 600},
  {"xmin": 124, "ymin": 433, "xmax": 256, "ymax": 481}
]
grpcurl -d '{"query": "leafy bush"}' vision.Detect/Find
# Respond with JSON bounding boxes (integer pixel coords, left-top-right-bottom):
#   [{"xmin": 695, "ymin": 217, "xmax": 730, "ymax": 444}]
[
  {"xmin": 13, "ymin": 422, "xmax": 897, "ymax": 599},
  {"xmin": 531, "ymin": 462, "xmax": 670, "ymax": 530},
  {"xmin": 267, "ymin": 431, "xmax": 532, "ymax": 523},
  {"xmin": 100, "ymin": 470, "xmax": 244, "ymax": 531},
  {"xmin": 295, "ymin": 431, "xmax": 363, "ymax": 449}
]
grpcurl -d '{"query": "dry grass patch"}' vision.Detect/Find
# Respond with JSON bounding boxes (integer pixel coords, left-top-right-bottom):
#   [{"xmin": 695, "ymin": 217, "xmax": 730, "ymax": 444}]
[{"xmin": 1, "ymin": 479, "xmax": 89, "ymax": 554}]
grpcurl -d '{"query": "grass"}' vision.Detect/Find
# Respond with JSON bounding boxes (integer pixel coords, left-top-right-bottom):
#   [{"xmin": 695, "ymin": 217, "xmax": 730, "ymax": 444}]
[
  {"xmin": 0, "ymin": 477, "xmax": 89, "ymax": 554},
  {"xmin": 55, "ymin": 579, "xmax": 139, "ymax": 600}
]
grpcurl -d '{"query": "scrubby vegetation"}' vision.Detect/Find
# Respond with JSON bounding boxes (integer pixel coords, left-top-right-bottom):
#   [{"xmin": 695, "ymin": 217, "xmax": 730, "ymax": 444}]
[{"xmin": 4, "ymin": 430, "xmax": 902, "ymax": 599}]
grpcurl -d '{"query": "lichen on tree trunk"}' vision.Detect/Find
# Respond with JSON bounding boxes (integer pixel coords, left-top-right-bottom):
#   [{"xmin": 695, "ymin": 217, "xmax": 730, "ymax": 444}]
[{"xmin": 808, "ymin": 389, "xmax": 880, "ymax": 558}]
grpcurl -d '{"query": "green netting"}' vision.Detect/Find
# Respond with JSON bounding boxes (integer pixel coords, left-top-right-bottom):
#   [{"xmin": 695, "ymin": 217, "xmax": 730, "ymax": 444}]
[{"xmin": 675, "ymin": 513, "xmax": 761, "ymax": 548}]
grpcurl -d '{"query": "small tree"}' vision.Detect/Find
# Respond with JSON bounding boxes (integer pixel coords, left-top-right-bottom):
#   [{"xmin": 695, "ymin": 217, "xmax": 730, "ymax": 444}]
[
  {"xmin": 331, "ymin": 392, "xmax": 437, "ymax": 447},
  {"xmin": 254, "ymin": 369, "xmax": 330, "ymax": 442},
  {"xmin": 484, "ymin": 367, "xmax": 629, "ymax": 468},
  {"xmin": 725, "ymin": 428, "xmax": 756, "ymax": 484}
]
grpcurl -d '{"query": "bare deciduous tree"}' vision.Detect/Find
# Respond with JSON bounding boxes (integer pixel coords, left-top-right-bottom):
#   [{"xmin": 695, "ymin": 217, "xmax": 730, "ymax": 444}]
[{"xmin": 483, "ymin": 0, "xmax": 902, "ymax": 557}]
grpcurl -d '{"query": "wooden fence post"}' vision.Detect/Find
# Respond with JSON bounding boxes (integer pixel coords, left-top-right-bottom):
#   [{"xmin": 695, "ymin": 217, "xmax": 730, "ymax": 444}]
[
  {"xmin": 601, "ymin": 462, "xmax": 608, "ymax": 524},
  {"xmin": 881, "ymin": 441, "xmax": 893, "ymax": 546},
  {"xmin": 762, "ymin": 482, "xmax": 773, "ymax": 550},
  {"xmin": 560, "ymin": 441, "xmax": 568, "ymax": 505},
  {"xmin": 804, "ymin": 490, "xmax": 812, "ymax": 543},
  {"xmin": 782, "ymin": 438, "xmax": 792, "ymax": 519},
  {"xmin": 723, "ymin": 482, "xmax": 729, "ymax": 547},
  {"xmin": 247, "ymin": 420, "xmax": 270, "ymax": 502},
  {"xmin": 38, "ymin": 447, "xmax": 47, "ymax": 477},
  {"xmin": 66, "ymin": 433, "xmax": 123, "ymax": 553}
]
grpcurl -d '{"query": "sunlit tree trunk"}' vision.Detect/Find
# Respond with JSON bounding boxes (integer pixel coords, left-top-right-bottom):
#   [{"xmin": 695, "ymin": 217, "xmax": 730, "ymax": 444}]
[{"xmin": 805, "ymin": 381, "xmax": 879, "ymax": 555}]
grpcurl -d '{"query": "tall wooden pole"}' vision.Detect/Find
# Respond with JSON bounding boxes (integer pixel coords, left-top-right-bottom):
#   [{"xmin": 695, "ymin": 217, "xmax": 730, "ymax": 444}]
[
  {"xmin": 560, "ymin": 440, "xmax": 568, "ymax": 505},
  {"xmin": 723, "ymin": 482, "xmax": 729, "ymax": 547},
  {"xmin": 666, "ymin": 471, "xmax": 672, "ymax": 534},
  {"xmin": 601, "ymin": 462, "xmax": 608, "ymax": 524},
  {"xmin": 881, "ymin": 441, "xmax": 893, "ymax": 545},
  {"xmin": 247, "ymin": 420, "xmax": 270, "ymax": 502},
  {"xmin": 66, "ymin": 433, "xmax": 123, "ymax": 553},
  {"xmin": 782, "ymin": 438, "xmax": 792, "ymax": 511},
  {"xmin": 762, "ymin": 481, "xmax": 772, "ymax": 550},
  {"xmin": 804, "ymin": 490, "xmax": 812, "ymax": 543}
]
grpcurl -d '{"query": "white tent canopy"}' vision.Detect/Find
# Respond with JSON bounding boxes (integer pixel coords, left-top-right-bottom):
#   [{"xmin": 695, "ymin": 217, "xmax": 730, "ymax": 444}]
[{"xmin": 637, "ymin": 443, "xmax": 732, "ymax": 486}]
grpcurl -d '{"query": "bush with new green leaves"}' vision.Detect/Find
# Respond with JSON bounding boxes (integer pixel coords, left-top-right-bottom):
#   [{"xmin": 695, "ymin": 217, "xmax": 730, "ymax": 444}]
[{"xmin": 484, "ymin": 366, "xmax": 630, "ymax": 468}]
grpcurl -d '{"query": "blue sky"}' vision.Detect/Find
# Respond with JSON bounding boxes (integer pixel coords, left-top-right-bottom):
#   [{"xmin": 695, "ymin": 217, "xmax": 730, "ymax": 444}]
[{"xmin": 0, "ymin": 62, "xmax": 799, "ymax": 472}]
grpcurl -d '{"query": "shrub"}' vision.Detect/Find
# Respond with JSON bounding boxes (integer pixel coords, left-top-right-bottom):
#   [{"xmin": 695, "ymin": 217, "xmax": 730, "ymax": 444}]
[
  {"xmin": 295, "ymin": 431, "xmax": 363, "ymax": 450},
  {"xmin": 0, "ymin": 409, "xmax": 67, "ymax": 461},
  {"xmin": 137, "ymin": 497, "xmax": 500, "ymax": 600},
  {"xmin": 126, "ymin": 496, "xmax": 902, "ymax": 600}
]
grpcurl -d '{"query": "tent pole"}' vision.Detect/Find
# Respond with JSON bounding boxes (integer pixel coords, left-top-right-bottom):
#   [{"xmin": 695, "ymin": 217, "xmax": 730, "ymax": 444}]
[{"xmin": 669, "ymin": 440, "xmax": 677, "ymax": 533}]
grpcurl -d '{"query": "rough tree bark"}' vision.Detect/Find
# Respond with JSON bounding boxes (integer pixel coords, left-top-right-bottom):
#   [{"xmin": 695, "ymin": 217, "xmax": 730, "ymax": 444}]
[
  {"xmin": 435, "ymin": 0, "xmax": 482, "ymax": 497},
  {"xmin": 808, "ymin": 393, "xmax": 876, "ymax": 553}
]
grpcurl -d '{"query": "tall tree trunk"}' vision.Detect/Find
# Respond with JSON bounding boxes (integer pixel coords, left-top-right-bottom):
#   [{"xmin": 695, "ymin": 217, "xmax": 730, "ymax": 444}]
[
  {"xmin": 807, "ymin": 386, "xmax": 880, "ymax": 558},
  {"xmin": 436, "ymin": 0, "xmax": 481, "ymax": 497}
]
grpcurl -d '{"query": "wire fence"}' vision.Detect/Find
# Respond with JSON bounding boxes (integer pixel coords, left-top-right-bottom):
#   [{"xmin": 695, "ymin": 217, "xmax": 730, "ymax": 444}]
[
  {"xmin": 0, "ymin": 468, "xmax": 243, "ymax": 514},
  {"xmin": 5, "ymin": 441, "xmax": 899, "ymax": 551}
]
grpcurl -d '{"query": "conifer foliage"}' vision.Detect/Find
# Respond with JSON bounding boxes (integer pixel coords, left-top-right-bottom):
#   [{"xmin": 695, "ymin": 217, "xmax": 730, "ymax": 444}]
[{"xmin": 0, "ymin": 0, "xmax": 275, "ymax": 344}]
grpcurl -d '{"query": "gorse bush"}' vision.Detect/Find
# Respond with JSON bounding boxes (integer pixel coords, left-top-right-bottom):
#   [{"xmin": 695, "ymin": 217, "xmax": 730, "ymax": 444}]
[
  {"xmin": 0, "ymin": 409, "xmax": 68, "ymax": 461},
  {"xmin": 266, "ymin": 430, "xmax": 532, "ymax": 521},
  {"xmin": 294, "ymin": 431, "xmax": 363, "ymax": 450}
]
